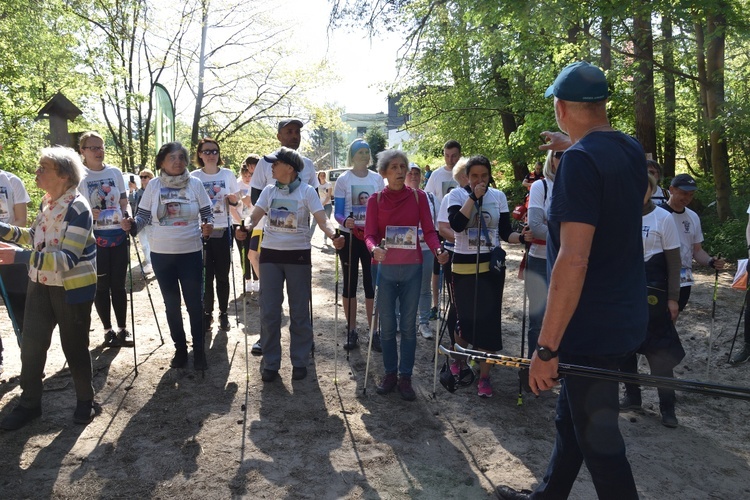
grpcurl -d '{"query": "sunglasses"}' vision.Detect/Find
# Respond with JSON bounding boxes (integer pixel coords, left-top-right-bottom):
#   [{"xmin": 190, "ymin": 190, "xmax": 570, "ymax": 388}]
[
  {"xmin": 200, "ymin": 149, "xmax": 219, "ymax": 155},
  {"xmin": 553, "ymin": 151, "xmax": 564, "ymax": 159}
]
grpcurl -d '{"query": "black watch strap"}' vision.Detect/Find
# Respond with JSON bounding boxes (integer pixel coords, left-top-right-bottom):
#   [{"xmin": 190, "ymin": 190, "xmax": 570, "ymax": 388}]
[{"xmin": 536, "ymin": 345, "xmax": 558, "ymax": 361}]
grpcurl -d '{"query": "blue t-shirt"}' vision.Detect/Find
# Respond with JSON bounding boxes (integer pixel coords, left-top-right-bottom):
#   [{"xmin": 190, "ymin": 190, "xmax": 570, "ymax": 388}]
[{"xmin": 547, "ymin": 131, "xmax": 648, "ymax": 356}]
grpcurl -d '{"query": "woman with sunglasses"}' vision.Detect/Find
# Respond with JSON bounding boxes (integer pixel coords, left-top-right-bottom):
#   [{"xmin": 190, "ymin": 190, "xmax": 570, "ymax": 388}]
[
  {"xmin": 78, "ymin": 131, "xmax": 131, "ymax": 348},
  {"xmin": 521, "ymin": 150, "xmax": 560, "ymax": 358},
  {"xmin": 191, "ymin": 138, "xmax": 239, "ymax": 331}
]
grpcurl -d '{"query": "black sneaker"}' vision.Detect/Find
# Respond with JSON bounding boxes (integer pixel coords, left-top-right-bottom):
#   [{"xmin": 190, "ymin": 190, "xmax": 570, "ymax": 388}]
[
  {"xmin": 292, "ymin": 366, "xmax": 307, "ymax": 380},
  {"xmin": 193, "ymin": 349, "xmax": 207, "ymax": 371},
  {"xmin": 429, "ymin": 306, "xmax": 438, "ymax": 321},
  {"xmin": 729, "ymin": 345, "xmax": 750, "ymax": 365},
  {"xmin": 0, "ymin": 405, "xmax": 42, "ymax": 431},
  {"xmin": 73, "ymin": 400, "xmax": 102, "ymax": 425},
  {"xmin": 261, "ymin": 368, "xmax": 278, "ymax": 382},
  {"xmin": 251, "ymin": 341, "xmax": 262, "ymax": 356},
  {"xmin": 219, "ymin": 313, "xmax": 230, "ymax": 331},
  {"xmin": 496, "ymin": 485, "xmax": 532, "ymax": 500},
  {"xmin": 102, "ymin": 330, "xmax": 117, "ymax": 347},
  {"xmin": 203, "ymin": 313, "xmax": 213, "ymax": 331},
  {"xmin": 170, "ymin": 348, "xmax": 188, "ymax": 368},
  {"xmin": 116, "ymin": 329, "xmax": 132, "ymax": 347},
  {"xmin": 371, "ymin": 331, "xmax": 382, "ymax": 353},
  {"xmin": 661, "ymin": 408, "xmax": 678, "ymax": 428},
  {"xmin": 376, "ymin": 373, "xmax": 398, "ymax": 395},
  {"xmin": 619, "ymin": 392, "xmax": 642, "ymax": 411},
  {"xmin": 343, "ymin": 331, "xmax": 359, "ymax": 351}
]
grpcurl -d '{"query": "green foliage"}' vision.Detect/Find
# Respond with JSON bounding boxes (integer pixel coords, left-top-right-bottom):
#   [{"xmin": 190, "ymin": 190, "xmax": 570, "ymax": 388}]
[
  {"xmin": 364, "ymin": 127, "xmax": 387, "ymax": 164},
  {"xmin": 702, "ymin": 216, "xmax": 747, "ymax": 261}
]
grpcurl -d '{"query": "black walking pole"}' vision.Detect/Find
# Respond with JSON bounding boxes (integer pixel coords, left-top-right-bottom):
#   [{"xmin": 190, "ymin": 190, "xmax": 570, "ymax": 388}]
[
  {"xmin": 728, "ymin": 286, "xmax": 750, "ymax": 362},
  {"xmin": 228, "ymin": 214, "xmax": 239, "ymax": 328},
  {"xmin": 200, "ymin": 218, "xmax": 209, "ymax": 378},
  {"xmin": 126, "ymin": 234, "xmax": 138, "ymax": 375},
  {"xmin": 518, "ymin": 250, "xmax": 527, "ymax": 406},
  {"xmin": 363, "ymin": 238, "xmax": 385, "ymax": 395},
  {"xmin": 334, "ymin": 229, "xmax": 340, "ymax": 385},
  {"xmin": 707, "ymin": 256, "xmax": 720, "ymax": 378},
  {"xmin": 130, "ymin": 232, "xmax": 164, "ymax": 344},
  {"xmin": 344, "ymin": 212, "xmax": 355, "ymax": 358}
]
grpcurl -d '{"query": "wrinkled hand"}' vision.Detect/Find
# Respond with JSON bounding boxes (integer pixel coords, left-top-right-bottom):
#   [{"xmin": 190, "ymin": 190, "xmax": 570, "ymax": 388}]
[
  {"xmin": 436, "ymin": 249, "xmax": 449, "ymax": 265},
  {"xmin": 201, "ymin": 222, "xmax": 214, "ymax": 238},
  {"xmin": 668, "ymin": 299, "xmax": 679, "ymax": 322},
  {"xmin": 120, "ymin": 217, "xmax": 132, "ymax": 232},
  {"xmin": 528, "ymin": 353, "xmax": 560, "ymax": 396},
  {"xmin": 539, "ymin": 131, "xmax": 572, "ymax": 152},
  {"xmin": 331, "ymin": 235, "xmax": 345, "ymax": 250},
  {"xmin": 372, "ymin": 247, "xmax": 387, "ymax": 262},
  {"xmin": 345, "ymin": 217, "xmax": 355, "ymax": 229}
]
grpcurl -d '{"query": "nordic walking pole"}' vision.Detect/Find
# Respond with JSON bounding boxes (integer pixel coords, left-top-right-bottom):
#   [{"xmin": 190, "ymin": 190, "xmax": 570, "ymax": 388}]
[
  {"xmin": 0, "ymin": 271, "xmax": 21, "ymax": 347},
  {"xmin": 228, "ymin": 213, "xmax": 238, "ymax": 328},
  {"xmin": 518, "ymin": 249, "xmax": 527, "ymax": 406},
  {"xmin": 707, "ymin": 255, "xmax": 720, "ymax": 378},
  {"xmin": 728, "ymin": 286, "xmax": 750, "ymax": 362},
  {"xmin": 432, "ymin": 251, "xmax": 445, "ymax": 398},
  {"xmin": 345, "ymin": 212, "xmax": 354, "ymax": 359},
  {"xmin": 363, "ymin": 238, "xmax": 385, "ymax": 395},
  {"xmin": 200, "ymin": 218, "xmax": 209, "ymax": 378},
  {"xmin": 126, "ymin": 233, "xmax": 138, "ymax": 375},
  {"xmin": 334, "ymin": 229, "xmax": 340, "ymax": 385},
  {"xmin": 130, "ymin": 231, "xmax": 164, "ymax": 344}
]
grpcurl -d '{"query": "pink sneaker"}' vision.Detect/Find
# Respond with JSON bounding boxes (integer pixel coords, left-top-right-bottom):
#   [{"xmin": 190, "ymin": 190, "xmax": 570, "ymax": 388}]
[
  {"xmin": 450, "ymin": 360, "xmax": 462, "ymax": 377},
  {"xmin": 477, "ymin": 377, "xmax": 493, "ymax": 398}
]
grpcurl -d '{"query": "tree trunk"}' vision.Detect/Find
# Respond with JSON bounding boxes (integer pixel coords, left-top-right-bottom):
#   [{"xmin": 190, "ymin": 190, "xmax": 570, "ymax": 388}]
[
  {"xmin": 633, "ymin": 3, "xmax": 657, "ymax": 159},
  {"xmin": 661, "ymin": 15, "xmax": 676, "ymax": 177},
  {"xmin": 695, "ymin": 21, "xmax": 711, "ymax": 175},
  {"xmin": 490, "ymin": 51, "xmax": 524, "ymax": 181},
  {"xmin": 600, "ymin": 18, "xmax": 612, "ymax": 70},
  {"xmin": 191, "ymin": 0, "xmax": 210, "ymax": 149},
  {"xmin": 705, "ymin": 7, "xmax": 732, "ymax": 221}
]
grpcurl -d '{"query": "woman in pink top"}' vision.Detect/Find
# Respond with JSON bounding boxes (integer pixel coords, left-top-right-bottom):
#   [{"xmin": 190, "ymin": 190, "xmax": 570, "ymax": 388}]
[{"xmin": 365, "ymin": 150, "xmax": 448, "ymax": 401}]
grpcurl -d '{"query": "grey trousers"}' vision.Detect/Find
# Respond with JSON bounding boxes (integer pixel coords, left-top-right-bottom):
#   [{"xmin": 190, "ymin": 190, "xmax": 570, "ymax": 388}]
[
  {"xmin": 259, "ymin": 262, "xmax": 312, "ymax": 371},
  {"xmin": 20, "ymin": 281, "xmax": 95, "ymax": 409}
]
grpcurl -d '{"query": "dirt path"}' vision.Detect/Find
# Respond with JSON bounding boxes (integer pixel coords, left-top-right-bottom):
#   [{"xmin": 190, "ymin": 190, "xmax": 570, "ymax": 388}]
[{"xmin": 0, "ymin": 236, "xmax": 749, "ymax": 499}]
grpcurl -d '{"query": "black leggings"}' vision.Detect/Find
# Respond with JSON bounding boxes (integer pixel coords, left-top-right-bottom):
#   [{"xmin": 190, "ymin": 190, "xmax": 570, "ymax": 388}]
[
  {"xmin": 94, "ymin": 243, "xmax": 128, "ymax": 330},
  {"xmin": 338, "ymin": 232, "xmax": 374, "ymax": 299},
  {"xmin": 204, "ymin": 228, "xmax": 232, "ymax": 315}
]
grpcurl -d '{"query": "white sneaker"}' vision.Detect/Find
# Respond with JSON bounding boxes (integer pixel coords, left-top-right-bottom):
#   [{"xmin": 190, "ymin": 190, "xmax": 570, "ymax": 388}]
[
  {"xmin": 245, "ymin": 280, "xmax": 252, "ymax": 294},
  {"xmin": 251, "ymin": 280, "xmax": 260, "ymax": 293},
  {"xmin": 419, "ymin": 323, "xmax": 433, "ymax": 339},
  {"xmin": 142, "ymin": 263, "xmax": 153, "ymax": 274}
]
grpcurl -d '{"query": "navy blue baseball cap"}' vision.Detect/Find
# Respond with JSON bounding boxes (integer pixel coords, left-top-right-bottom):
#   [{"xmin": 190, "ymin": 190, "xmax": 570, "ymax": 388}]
[
  {"xmin": 544, "ymin": 61, "xmax": 609, "ymax": 102},
  {"xmin": 264, "ymin": 147, "xmax": 304, "ymax": 172},
  {"xmin": 670, "ymin": 173, "xmax": 698, "ymax": 192}
]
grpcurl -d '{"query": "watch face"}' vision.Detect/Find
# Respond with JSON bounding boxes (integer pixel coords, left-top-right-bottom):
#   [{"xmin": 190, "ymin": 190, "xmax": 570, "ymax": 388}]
[{"xmin": 537, "ymin": 346, "xmax": 554, "ymax": 361}]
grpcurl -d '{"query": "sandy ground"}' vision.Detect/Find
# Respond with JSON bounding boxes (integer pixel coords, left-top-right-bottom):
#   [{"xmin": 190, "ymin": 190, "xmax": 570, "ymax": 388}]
[{"xmin": 0, "ymin": 234, "xmax": 749, "ymax": 499}]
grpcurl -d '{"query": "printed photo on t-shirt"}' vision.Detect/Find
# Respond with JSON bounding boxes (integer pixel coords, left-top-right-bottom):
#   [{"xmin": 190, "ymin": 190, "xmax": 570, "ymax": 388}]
[
  {"xmin": 351, "ymin": 185, "xmax": 373, "ymax": 227},
  {"xmin": 84, "ymin": 179, "xmax": 122, "ymax": 230},
  {"xmin": 385, "ymin": 225, "xmax": 418, "ymax": 250},
  {"xmin": 466, "ymin": 228, "xmax": 496, "ymax": 251},
  {"xmin": 157, "ymin": 187, "xmax": 195, "ymax": 226},
  {"xmin": 0, "ymin": 188, "xmax": 9, "ymax": 222},
  {"xmin": 202, "ymin": 180, "xmax": 228, "ymax": 217},
  {"xmin": 441, "ymin": 180, "xmax": 457, "ymax": 197},
  {"xmin": 267, "ymin": 199, "xmax": 299, "ymax": 233}
]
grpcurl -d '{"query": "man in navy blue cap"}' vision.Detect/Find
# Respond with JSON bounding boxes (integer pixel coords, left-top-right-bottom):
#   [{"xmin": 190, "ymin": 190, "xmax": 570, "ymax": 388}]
[
  {"xmin": 662, "ymin": 173, "xmax": 725, "ymax": 313},
  {"xmin": 497, "ymin": 61, "xmax": 647, "ymax": 499}
]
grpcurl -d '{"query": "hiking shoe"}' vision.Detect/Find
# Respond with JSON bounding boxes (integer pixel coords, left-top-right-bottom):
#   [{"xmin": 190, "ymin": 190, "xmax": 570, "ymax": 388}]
[
  {"xmin": 619, "ymin": 392, "xmax": 642, "ymax": 411},
  {"xmin": 102, "ymin": 330, "xmax": 118, "ymax": 347},
  {"xmin": 419, "ymin": 323, "xmax": 433, "ymax": 339},
  {"xmin": 0, "ymin": 405, "xmax": 42, "ymax": 431},
  {"xmin": 398, "ymin": 376, "xmax": 417, "ymax": 401},
  {"xmin": 170, "ymin": 348, "xmax": 188, "ymax": 368},
  {"xmin": 429, "ymin": 306, "xmax": 438, "ymax": 321},
  {"xmin": 116, "ymin": 329, "xmax": 131, "ymax": 346},
  {"xmin": 203, "ymin": 313, "xmax": 213, "ymax": 331},
  {"xmin": 477, "ymin": 377, "xmax": 493, "ymax": 398},
  {"xmin": 251, "ymin": 341, "xmax": 262, "ymax": 356},
  {"xmin": 73, "ymin": 400, "xmax": 102, "ymax": 425},
  {"xmin": 496, "ymin": 485, "xmax": 532, "ymax": 500},
  {"xmin": 376, "ymin": 373, "xmax": 398, "ymax": 395},
  {"xmin": 292, "ymin": 366, "xmax": 307, "ymax": 380},
  {"xmin": 370, "ymin": 331, "xmax": 382, "ymax": 353},
  {"xmin": 661, "ymin": 408, "xmax": 678, "ymax": 428},
  {"xmin": 729, "ymin": 345, "xmax": 750, "ymax": 365},
  {"xmin": 219, "ymin": 313, "xmax": 231, "ymax": 331},
  {"xmin": 193, "ymin": 350, "xmax": 207, "ymax": 371},
  {"xmin": 343, "ymin": 331, "xmax": 359, "ymax": 351},
  {"xmin": 261, "ymin": 368, "xmax": 278, "ymax": 382}
]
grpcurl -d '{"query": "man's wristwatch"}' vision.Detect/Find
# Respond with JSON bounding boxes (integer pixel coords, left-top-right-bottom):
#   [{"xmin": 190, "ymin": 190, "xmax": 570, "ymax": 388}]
[{"xmin": 536, "ymin": 345, "xmax": 558, "ymax": 361}]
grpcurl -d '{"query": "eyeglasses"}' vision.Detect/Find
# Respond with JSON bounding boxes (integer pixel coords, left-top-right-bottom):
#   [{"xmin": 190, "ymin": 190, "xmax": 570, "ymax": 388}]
[
  {"xmin": 139, "ymin": 175, "xmax": 151, "ymax": 179},
  {"xmin": 82, "ymin": 146, "xmax": 105, "ymax": 152},
  {"xmin": 553, "ymin": 151, "xmax": 564, "ymax": 159},
  {"xmin": 36, "ymin": 165, "xmax": 55, "ymax": 173},
  {"xmin": 200, "ymin": 149, "xmax": 219, "ymax": 155}
]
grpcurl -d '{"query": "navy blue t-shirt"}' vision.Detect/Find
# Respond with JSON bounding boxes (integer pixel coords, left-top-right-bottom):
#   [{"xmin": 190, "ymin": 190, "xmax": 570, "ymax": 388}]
[{"xmin": 547, "ymin": 131, "xmax": 648, "ymax": 356}]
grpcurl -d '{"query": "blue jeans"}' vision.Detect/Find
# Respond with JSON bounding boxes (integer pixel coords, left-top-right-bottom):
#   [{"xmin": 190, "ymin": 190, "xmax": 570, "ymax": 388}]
[
  {"xmin": 151, "ymin": 251, "xmax": 204, "ymax": 351},
  {"xmin": 418, "ymin": 249, "xmax": 434, "ymax": 325},
  {"xmin": 525, "ymin": 255, "xmax": 548, "ymax": 357},
  {"xmin": 532, "ymin": 352, "xmax": 638, "ymax": 500},
  {"xmin": 373, "ymin": 263, "xmax": 421, "ymax": 377}
]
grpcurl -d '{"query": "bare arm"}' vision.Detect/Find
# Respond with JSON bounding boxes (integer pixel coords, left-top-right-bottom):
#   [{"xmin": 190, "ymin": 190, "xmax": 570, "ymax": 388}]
[
  {"xmin": 528, "ymin": 221, "xmax": 594, "ymax": 395},
  {"xmin": 539, "ymin": 131, "xmax": 573, "ymax": 152},
  {"xmin": 13, "ymin": 203, "xmax": 27, "ymax": 227}
]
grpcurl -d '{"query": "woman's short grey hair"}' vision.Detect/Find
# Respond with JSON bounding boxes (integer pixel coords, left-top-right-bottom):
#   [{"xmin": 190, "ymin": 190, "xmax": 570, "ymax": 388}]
[
  {"xmin": 543, "ymin": 150, "xmax": 558, "ymax": 182},
  {"xmin": 376, "ymin": 149, "xmax": 409, "ymax": 175},
  {"xmin": 41, "ymin": 146, "xmax": 85, "ymax": 187},
  {"xmin": 452, "ymin": 157, "xmax": 468, "ymax": 182}
]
